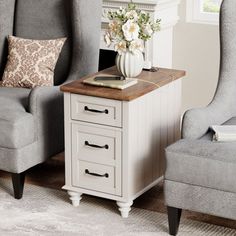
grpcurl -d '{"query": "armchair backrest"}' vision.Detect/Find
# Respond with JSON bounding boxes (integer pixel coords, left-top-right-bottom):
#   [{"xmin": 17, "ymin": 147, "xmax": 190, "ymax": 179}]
[
  {"xmin": 0, "ymin": 0, "xmax": 15, "ymax": 79},
  {"xmin": 0, "ymin": 0, "xmax": 102, "ymax": 85},
  {"xmin": 212, "ymin": 0, "xmax": 236, "ymax": 116}
]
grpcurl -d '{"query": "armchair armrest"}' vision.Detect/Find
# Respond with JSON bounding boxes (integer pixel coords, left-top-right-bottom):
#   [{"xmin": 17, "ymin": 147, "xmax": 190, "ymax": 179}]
[
  {"xmin": 182, "ymin": 102, "xmax": 232, "ymax": 140},
  {"xmin": 28, "ymin": 86, "xmax": 64, "ymax": 155},
  {"xmin": 29, "ymin": 86, "xmax": 62, "ymax": 114}
]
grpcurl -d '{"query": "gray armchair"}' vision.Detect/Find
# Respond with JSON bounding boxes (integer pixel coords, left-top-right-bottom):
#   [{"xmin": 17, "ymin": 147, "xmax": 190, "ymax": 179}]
[
  {"xmin": 0, "ymin": 0, "xmax": 102, "ymax": 199},
  {"xmin": 164, "ymin": 0, "xmax": 236, "ymax": 235}
]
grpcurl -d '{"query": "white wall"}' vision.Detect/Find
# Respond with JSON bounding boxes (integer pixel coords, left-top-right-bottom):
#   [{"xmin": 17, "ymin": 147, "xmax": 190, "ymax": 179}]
[{"xmin": 173, "ymin": 0, "xmax": 220, "ymax": 112}]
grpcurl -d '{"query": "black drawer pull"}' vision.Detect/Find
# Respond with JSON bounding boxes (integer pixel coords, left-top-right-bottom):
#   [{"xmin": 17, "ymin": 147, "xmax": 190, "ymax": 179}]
[
  {"xmin": 84, "ymin": 106, "xmax": 109, "ymax": 114},
  {"xmin": 85, "ymin": 141, "xmax": 109, "ymax": 149},
  {"xmin": 85, "ymin": 169, "xmax": 109, "ymax": 178}
]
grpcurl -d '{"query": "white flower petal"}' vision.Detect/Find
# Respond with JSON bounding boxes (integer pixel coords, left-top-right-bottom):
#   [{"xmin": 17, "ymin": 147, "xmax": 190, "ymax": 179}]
[
  {"xmin": 125, "ymin": 10, "xmax": 138, "ymax": 20},
  {"xmin": 115, "ymin": 41, "xmax": 127, "ymax": 54},
  {"xmin": 143, "ymin": 23, "xmax": 153, "ymax": 36},
  {"xmin": 122, "ymin": 20, "xmax": 140, "ymax": 42},
  {"xmin": 129, "ymin": 39, "xmax": 144, "ymax": 53}
]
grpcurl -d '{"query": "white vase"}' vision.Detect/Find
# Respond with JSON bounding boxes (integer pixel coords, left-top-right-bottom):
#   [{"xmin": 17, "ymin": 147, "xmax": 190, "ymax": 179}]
[{"xmin": 115, "ymin": 51, "xmax": 144, "ymax": 78}]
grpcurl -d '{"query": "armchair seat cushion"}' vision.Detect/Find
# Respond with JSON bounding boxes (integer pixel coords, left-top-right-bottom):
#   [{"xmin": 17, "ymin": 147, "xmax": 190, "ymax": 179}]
[
  {"xmin": 165, "ymin": 117, "xmax": 236, "ymax": 194},
  {"xmin": 0, "ymin": 87, "xmax": 35, "ymax": 148}
]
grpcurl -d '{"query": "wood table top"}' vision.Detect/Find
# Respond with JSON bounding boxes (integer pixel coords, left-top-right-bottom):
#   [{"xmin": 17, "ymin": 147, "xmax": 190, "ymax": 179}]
[{"xmin": 60, "ymin": 66, "xmax": 186, "ymax": 101}]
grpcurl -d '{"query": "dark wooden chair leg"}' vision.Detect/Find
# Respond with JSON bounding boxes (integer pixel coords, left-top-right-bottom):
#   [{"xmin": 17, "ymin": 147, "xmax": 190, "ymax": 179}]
[
  {"xmin": 167, "ymin": 206, "xmax": 182, "ymax": 236},
  {"xmin": 11, "ymin": 172, "xmax": 25, "ymax": 199}
]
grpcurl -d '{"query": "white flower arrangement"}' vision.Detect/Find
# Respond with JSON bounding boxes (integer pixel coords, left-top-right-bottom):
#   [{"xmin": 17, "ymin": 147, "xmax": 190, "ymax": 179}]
[{"xmin": 104, "ymin": 3, "xmax": 161, "ymax": 55}]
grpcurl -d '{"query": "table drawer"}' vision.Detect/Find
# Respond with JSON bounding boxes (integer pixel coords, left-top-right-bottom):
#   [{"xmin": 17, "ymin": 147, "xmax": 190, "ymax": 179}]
[
  {"xmin": 71, "ymin": 124, "xmax": 121, "ymax": 166},
  {"xmin": 71, "ymin": 94, "xmax": 122, "ymax": 127},
  {"xmin": 72, "ymin": 161, "xmax": 121, "ymax": 196}
]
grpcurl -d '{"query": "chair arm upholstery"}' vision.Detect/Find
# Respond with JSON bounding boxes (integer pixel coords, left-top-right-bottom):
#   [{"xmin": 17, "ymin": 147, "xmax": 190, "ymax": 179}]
[
  {"xmin": 28, "ymin": 86, "xmax": 64, "ymax": 154},
  {"xmin": 182, "ymin": 102, "xmax": 232, "ymax": 140}
]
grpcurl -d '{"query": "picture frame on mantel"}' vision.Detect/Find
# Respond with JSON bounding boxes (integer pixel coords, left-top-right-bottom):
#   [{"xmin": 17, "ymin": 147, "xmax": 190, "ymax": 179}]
[{"xmin": 101, "ymin": 0, "xmax": 182, "ymax": 69}]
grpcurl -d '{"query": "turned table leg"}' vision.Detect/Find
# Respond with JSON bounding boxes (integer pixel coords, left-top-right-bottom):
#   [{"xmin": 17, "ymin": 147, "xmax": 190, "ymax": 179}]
[
  {"xmin": 68, "ymin": 191, "xmax": 82, "ymax": 207},
  {"xmin": 116, "ymin": 201, "xmax": 133, "ymax": 218}
]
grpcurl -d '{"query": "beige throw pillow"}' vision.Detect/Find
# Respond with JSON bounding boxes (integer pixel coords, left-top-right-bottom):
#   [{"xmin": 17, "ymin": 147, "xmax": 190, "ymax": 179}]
[{"xmin": 2, "ymin": 36, "xmax": 66, "ymax": 88}]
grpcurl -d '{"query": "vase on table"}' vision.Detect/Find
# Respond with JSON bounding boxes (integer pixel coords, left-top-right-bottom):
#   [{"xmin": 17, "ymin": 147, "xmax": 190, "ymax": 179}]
[
  {"xmin": 104, "ymin": 3, "xmax": 161, "ymax": 79},
  {"xmin": 115, "ymin": 51, "xmax": 144, "ymax": 79}
]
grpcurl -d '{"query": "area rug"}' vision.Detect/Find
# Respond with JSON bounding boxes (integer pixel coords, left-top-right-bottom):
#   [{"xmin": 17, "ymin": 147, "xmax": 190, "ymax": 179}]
[{"xmin": 0, "ymin": 179, "xmax": 235, "ymax": 236}]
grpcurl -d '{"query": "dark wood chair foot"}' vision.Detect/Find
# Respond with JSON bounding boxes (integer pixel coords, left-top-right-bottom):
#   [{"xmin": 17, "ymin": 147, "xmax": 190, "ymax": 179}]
[
  {"xmin": 167, "ymin": 206, "xmax": 182, "ymax": 236},
  {"xmin": 11, "ymin": 172, "xmax": 25, "ymax": 199}
]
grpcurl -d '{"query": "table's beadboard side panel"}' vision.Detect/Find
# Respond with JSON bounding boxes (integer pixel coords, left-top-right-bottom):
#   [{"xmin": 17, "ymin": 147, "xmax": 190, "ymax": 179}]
[
  {"xmin": 122, "ymin": 79, "xmax": 182, "ymax": 198},
  {"xmin": 159, "ymin": 79, "xmax": 182, "ymax": 176}
]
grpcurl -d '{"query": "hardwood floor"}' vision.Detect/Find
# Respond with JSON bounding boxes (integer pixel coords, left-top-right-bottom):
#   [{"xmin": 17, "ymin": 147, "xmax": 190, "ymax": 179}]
[{"xmin": 0, "ymin": 152, "xmax": 235, "ymax": 230}]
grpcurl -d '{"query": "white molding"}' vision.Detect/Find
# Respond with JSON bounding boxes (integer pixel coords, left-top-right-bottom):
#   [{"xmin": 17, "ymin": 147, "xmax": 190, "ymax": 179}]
[
  {"xmin": 102, "ymin": 0, "xmax": 181, "ymax": 13},
  {"xmin": 103, "ymin": 0, "xmax": 158, "ymax": 12},
  {"xmin": 104, "ymin": 0, "xmax": 158, "ymax": 4},
  {"xmin": 101, "ymin": 18, "xmax": 179, "ymax": 31}
]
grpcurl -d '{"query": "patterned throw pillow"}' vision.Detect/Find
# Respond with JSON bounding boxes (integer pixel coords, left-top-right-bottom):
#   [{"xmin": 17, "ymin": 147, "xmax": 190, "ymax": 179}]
[{"xmin": 2, "ymin": 36, "xmax": 66, "ymax": 88}]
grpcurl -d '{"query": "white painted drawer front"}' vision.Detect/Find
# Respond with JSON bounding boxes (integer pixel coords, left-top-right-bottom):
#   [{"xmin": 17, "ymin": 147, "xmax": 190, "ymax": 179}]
[
  {"xmin": 71, "ymin": 94, "xmax": 122, "ymax": 127},
  {"xmin": 73, "ymin": 161, "xmax": 121, "ymax": 196},
  {"xmin": 72, "ymin": 124, "xmax": 121, "ymax": 166}
]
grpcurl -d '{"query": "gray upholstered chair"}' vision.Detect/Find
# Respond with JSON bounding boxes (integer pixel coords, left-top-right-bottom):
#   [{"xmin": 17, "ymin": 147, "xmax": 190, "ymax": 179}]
[
  {"xmin": 164, "ymin": 0, "xmax": 236, "ymax": 235},
  {"xmin": 0, "ymin": 0, "xmax": 102, "ymax": 199}
]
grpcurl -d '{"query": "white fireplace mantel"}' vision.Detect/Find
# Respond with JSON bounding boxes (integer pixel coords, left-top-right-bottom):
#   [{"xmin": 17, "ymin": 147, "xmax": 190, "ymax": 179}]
[{"xmin": 101, "ymin": 0, "xmax": 181, "ymax": 68}]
